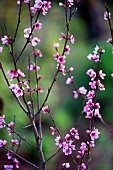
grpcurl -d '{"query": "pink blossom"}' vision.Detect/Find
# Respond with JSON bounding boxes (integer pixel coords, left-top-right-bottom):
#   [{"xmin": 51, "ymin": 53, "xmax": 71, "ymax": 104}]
[
  {"xmin": 70, "ymin": 128, "xmax": 79, "ymax": 140},
  {"xmin": 15, "ymin": 88, "xmax": 24, "ymax": 98},
  {"xmin": 38, "ymin": 86, "xmax": 44, "ymax": 93},
  {"xmin": 17, "ymin": 69, "xmax": 25, "ymax": 77},
  {"xmin": 53, "ymin": 52, "xmax": 59, "ymax": 60},
  {"xmin": 106, "ymin": 37, "xmax": 112, "ymax": 43},
  {"xmin": 63, "ymin": 144, "xmax": 72, "ymax": 155},
  {"xmin": 86, "ymin": 99, "xmax": 94, "ymax": 107},
  {"xmin": 62, "ymin": 140, "xmax": 75, "ymax": 155},
  {"xmin": 89, "ymin": 140, "xmax": 95, "ymax": 147},
  {"xmin": 28, "ymin": 64, "xmax": 40, "ymax": 72},
  {"xmin": 41, "ymin": 7, "xmax": 47, "ymax": 15},
  {"xmin": 9, "ymin": 84, "xmax": 24, "ymax": 98},
  {"xmin": 65, "ymin": 134, "xmax": 71, "ymax": 143},
  {"xmin": 86, "ymin": 90, "xmax": 95, "ymax": 99},
  {"xmin": 97, "ymin": 80, "xmax": 105, "ymax": 91},
  {"xmin": 7, "ymin": 70, "xmax": 18, "ymax": 80},
  {"xmin": 37, "ymin": 50, "xmax": 42, "ymax": 57},
  {"xmin": 30, "ymin": 6, "xmax": 37, "ymax": 13},
  {"xmin": 13, "ymin": 158, "xmax": 20, "ymax": 168},
  {"xmin": 0, "ymin": 139, "xmax": 7, "ymax": 147},
  {"xmin": 89, "ymin": 81, "xmax": 97, "ymax": 89},
  {"xmin": 90, "ymin": 127, "xmax": 100, "ymax": 140},
  {"xmin": 1, "ymin": 35, "xmax": 9, "ymax": 45},
  {"xmin": 87, "ymin": 54, "xmax": 100, "ymax": 62},
  {"xmin": 94, "ymin": 109, "xmax": 101, "ymax": 118},
  {"xmin": 66, "ymin": 76, "xmax": 73, "ymax": 84},
  {"xmin": 34, "ymin": 21, "xmax": 42, "ymax": 30},
  {"xmin": 24, "ymin": 0, "xmax": 30, "ymax": 3},
  {"xmin": 99, "ymin": 70, "xmax": 106, "ymax": 79},
  {"xmin": 69, "ymin": 67, "xmax": 74, "ymax": 72},
  {"xmin": 104, "ymin": 11, "xmax": 111, "ymax": 20},
  {"xmin": 92, "ymin": 54, "xmax": 100, "ymax": 62},
  {"xmin": 62, "ymin": 163, "xmax": 70, "ymax": 169},
  {"xmin": 34, "ymin": 0, "xmax": 43, "ymax": 9},
  {"xmin": 17, "ymin": 0, "xmax": 20, "ymax": 4},
  {"xmin": 79, "ymin": 86, "xmax": 87, "ymax": 95},
  {"xmin": 4, "ymin": 165, "xmax": 13, "ymax": 170},
  {"xmin": 40, "ymin": 1, "xmax": 51, "ymax": 15},
  {"xmin": 87, "ymin": 53, "xmax": 93, "ymax": 60},
  {"xmin": 53, "ymin": 43, "xmax": 59, "ymax": 50},
  {"xmin": 83, "ymin": 105, "xmax": 91, "ymax": 113},
  {"xmin": 11, "ymin": 139, "xmax": 19, "ymax": 145},
  {"xmin": 86, "ymin": 68, "xmax": 96, "ymax": 80},
  {"xmin": 85, "ymin": 110, "xmax": 93, "ymax": 119},
  {"xmin": 0, "ymin": 115, "xmax": 6, "ymax": 128},
  {"xmin": 80, "ymin": 142, "xmax": 87, "ymax": 152},
  {"xmin": 78, "ymin": 163, "xmax": 86, "ymax": 170},
  {"xmin": 70, "ymin": 35, "xmax": 75, "ymax": 44},
  {"xmin": 67, "ymin": 0, "xmax": 74, "ymax": 7},
  {"xmin": 55, "ymin": 135, "xmax": 63, "ymax": 148},
  {"xmin": 0, "ymin": 46, "xmax": 3, "ymax": 54},
  {"xmin": 6, "ymin": 151, "xmax": 13, "ymax": 160},
  {"xmin": 57, "ymin": 64, "xmax": 66, "ymax": 76},
  {"xmin": 50, "ymin": 127, "xmax": 57, "ymax": 135},
  {"xmin": 76, "ymin": 150, "xmax": 84, "ymax": 159},
  {"xmin": 27, "ymin": 101, "xmax": 32, "ymax": 107},
  {"xmin": 64, "ymin": 45, "xmax": 70, "ymax": 55},
  {"xmin": 42, "ymin": 106, "xmax": 49, "ymax": 114},
  {"xmin": 57, "ymin": 55, "xmax": 66, "ymax": 64},
  {"xmin": 94, "ymin": 103, "xmax": 100, "ymax": 109},
  {"xmin": 43, "ymin": 1, "xmax": 51, "ymax": 10},
  {"xmin": 7, "ymin": 69, "xmax": 25, "ymax": 80},
  {"xmin": 59, "ymin": 2, "xmax": 64, "ymax": 7},
  {"xmin": 59, "ymin": 32, "xmax": 66, "ymax": 40},
  {"xmin": 86, "ymin": 129, "xmax": 91, "ymax": 135},
  {"xmin": 7, "ymin": 122, "xmax": 14, "ymax": 135},
  {"xmin": 93, "ymin": 45, "xmax": 99, "ymax": 54},
  {"xmin": 24, "ymin": 27, "xmax": 31, "ymax": 39},
  {"xmin": 31, "ymin": 37, "xmax": 40, "ymax": 46},
  {"xmin": 73, "ymin": 90, "xmax": 79, "ymax": 99}
]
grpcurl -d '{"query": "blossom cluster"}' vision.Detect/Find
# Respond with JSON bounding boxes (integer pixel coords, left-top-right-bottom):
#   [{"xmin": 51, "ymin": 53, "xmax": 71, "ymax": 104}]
[
  {"xmin": 30, "ymin": 0, "xmax": 51, "ymax": 15},
  {"xmin": 84, "ymin": 45, "xmax": 106, "ymax": 119},
  {"xmin": 53, "ymin": 33, "xmax": 75, "ymax": 76},
  {"xmin": 55, "ymin": 128, "xmax": 79, "ymax": 156}
]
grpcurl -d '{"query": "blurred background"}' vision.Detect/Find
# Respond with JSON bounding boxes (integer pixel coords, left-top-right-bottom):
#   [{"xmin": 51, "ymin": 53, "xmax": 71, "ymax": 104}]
[{"xmin": 0, "ymin": 0, "xmax": 113, "ymax": 169}]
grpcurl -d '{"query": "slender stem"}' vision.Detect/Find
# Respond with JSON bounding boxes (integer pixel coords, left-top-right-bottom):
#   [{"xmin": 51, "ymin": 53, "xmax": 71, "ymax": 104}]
[
  {"xmin": 6, "ymin": 124, "xmax": 38, "ymax": 150},
  {"xmin": 13, "ymin": 0, "xmax": 23, "ymax": 41},
  {"xmin": 16, "ymin": 10, "xmax": 41, "ymax": 63},
  {"xmin": 34, "ymin": 69, "xmax": 59, "ymax": 119},
  {"xmin": 48, "ymin": 110, "xmax": 62, "ymax": 137},
  {"xmin": 44, "ymin": 148, "xmax": 62, "ymax": 165}
]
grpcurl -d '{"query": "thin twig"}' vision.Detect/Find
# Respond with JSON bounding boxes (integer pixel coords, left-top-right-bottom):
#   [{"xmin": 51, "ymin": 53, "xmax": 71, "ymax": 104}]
[
  {"xmin": 6, "ymin": 124, "xmax": 38, "ymax": 150},
  {"xmin": 13, "ymin": 0, "xmax": 23, "ymax": 41},
  {"xmin": 3, "ymin": 147, "xmax": 40, "ymax": 169},
  {"xmin": 44, "ymin": 148, "xmax": 62, "ymax": 165}
]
